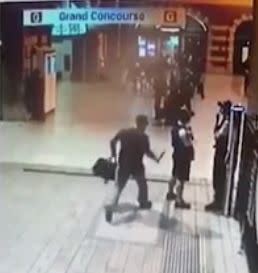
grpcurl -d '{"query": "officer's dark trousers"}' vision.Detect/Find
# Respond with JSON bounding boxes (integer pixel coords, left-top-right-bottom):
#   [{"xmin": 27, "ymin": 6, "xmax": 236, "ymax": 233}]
[
  {"xmin": 212, "ymin": 150, "xmax": 226, "ymax": 206},
  {"xmin": 107, "ymin": 166, "xmax": 148, "ymax": 210}
]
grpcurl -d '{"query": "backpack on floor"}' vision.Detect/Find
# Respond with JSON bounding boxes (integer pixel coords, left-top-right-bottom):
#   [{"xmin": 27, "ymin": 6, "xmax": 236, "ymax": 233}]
[{"xmin": 92, "ymin": 158, "xmax": 117, "ymax": 182}]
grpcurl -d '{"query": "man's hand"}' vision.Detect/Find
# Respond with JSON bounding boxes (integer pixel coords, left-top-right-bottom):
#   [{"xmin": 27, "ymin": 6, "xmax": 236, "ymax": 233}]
[{"xmin": 146, "ymin": 148, "xmax": 165, "ymax": 164}]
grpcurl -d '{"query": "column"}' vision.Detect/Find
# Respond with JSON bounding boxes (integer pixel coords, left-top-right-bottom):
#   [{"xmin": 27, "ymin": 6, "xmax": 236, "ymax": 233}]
[
  {"xmin": 248, "ymin": 0, "xmax": 258, "ymax": 114},
  {"xmin": 0, "ymin": 3, "xmax": 2, "ymax": 120},
  {"xmin": 116, "ymin": 0, "xmax": 121, "ymax": 59}
]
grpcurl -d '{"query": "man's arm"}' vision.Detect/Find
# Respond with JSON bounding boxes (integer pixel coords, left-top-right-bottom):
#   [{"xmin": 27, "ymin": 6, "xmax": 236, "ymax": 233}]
[
  {"xmin": 146, "ymin": 150, "xmax": 159, "ymax": 163},
  {"xmin": 145, "ymin": 136, "xmax": 163, "ymax": 163},
  {"xmin": 110, "ymin": 131, "xmax": 123, "ymax": 159}
]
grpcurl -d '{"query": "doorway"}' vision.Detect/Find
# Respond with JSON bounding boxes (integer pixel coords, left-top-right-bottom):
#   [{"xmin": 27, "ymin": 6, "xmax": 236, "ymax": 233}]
[{"xmin": 184, "ymin": 14, "xmax": 208, "ymax": 73}]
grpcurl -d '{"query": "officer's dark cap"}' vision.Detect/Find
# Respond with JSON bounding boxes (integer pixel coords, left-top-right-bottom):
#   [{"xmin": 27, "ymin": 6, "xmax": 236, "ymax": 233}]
[{"xmin": 218, "ymin": 100, "xmax": 232, "ymax": 115}]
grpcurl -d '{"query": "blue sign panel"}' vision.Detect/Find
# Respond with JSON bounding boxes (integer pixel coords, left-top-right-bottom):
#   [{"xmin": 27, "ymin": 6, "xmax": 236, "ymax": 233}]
[{"xmin": 23, "ymin": 7, "xmax": 186, "ymax": 28}]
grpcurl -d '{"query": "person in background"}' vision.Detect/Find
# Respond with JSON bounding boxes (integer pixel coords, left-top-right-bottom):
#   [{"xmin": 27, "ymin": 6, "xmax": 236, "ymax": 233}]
[
  {"xmin": 131, "ymin": 62, "xmax": 142, "ymax": 94},
  {"xmin": 180, "ymin": 67, "xmax": 194, "ymax": 116},
  {"xmin": 105, "ymin": 115, "xmax": 165, "ymax": 223},
  {"xmin": 164, "ymin": 85, "xmax": 183, "ymax": 127},
  {"xmin": 24, "ymin": 68, "xmax": 40, "ymax": 119},
  {"xmin": 205, "ymin": 100, "xmax": 231, "ymax": 212},
  {"xmin": 243, "ymin": 56, "xmax": 250, "ymax": 96},
  {"xmin": 166, "ymin": 108, "xmax": 194, "ymax": 209},
  {"xmin": 197, "ymin": 74, "xmax": 205, "ymax": 100},
  {"xmin": 153, "ymin": 73, "xmax": 166, "ymax": 121}
]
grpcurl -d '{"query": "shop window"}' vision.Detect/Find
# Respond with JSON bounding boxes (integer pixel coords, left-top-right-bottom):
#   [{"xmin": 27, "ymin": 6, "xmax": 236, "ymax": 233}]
[
  {"xmin": 46, "ymin": 54, "xmax": 56, "ymax": 75},
  {"xmin": 163, "ymin": 35, "xmax": 179, "ymax": 56},
  {"xmin": 147, "ymin": 42, "xmax": 156, "ymax": 57},
  {"xmin": 138, "ymin": 36, "xmax": 156, "ymax": 58},
  {"xmin": 138, "ymin": 36, "xmax": 146, "ymax": 58}
]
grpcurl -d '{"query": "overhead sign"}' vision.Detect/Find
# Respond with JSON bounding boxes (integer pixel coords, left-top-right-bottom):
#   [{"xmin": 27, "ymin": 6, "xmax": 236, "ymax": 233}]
[
  {"xmin": 51, "ymin": 3, "xmax": 90, "ymax": 36},
  {"xmin": 23, "ymin": 7, "xmax": 186, "ymax": 28},
  {"xmin": 1, "ymin": 0, "xmax": 253, "ymax": 6}
]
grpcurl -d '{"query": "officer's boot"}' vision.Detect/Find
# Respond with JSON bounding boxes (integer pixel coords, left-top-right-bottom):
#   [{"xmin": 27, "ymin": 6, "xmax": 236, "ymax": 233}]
[
  {"xmin": 175, "ymin": 181, "xmax": 191, "ymax": 209},
  {"xmin": 166, "ymin": 177, "xmax": 177, "ymax": 201}
]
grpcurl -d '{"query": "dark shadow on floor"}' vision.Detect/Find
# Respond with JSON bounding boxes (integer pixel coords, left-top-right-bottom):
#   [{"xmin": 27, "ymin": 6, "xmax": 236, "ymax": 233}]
[{"xmin": 109, "ymin": 201, "xmax": 223, "ymax": 239}]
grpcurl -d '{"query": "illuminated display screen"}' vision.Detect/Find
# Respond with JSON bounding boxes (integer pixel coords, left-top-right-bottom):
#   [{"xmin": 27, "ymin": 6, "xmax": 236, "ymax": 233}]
[
  {"xmin": 139, "ymin": 47, "xmax": 146, "ymax": 57},
  {"xmin": 52, "ymin": 23, "xmax": 88, "ymax": 36},
  {"xmin": 138, "ymin": 36, "xmax": 156, "ymax": 58},
  {"xmin": 163, "ymin": 36, "xmax": 179, "ymax": 56},
  {"xmin": 165, "ymin": 36, "xmax": 179, "ymax": 48}
]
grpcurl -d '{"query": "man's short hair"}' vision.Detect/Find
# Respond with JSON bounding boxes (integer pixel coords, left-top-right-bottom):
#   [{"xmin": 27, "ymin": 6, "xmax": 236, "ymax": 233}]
[{"xmin": 136, "ymin": 115, "xmax": 149, "ymax": 126}]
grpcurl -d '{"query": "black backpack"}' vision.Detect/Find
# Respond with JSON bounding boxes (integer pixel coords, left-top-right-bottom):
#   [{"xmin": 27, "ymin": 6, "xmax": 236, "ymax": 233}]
[{"xmin": 92, "ymin": 158, "xmax": 117, "ymax": 182}]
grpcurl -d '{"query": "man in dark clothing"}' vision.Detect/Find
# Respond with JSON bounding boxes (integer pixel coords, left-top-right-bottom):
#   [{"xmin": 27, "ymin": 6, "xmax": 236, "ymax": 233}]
[
  {"xmin": 166, "ymin": 109, "xmax": 194, "ymax": 209},
  {"xmin": 205, "ymin": 101, "xmax": 231, "ymax": 212},
  {"xmin": 105, "ymin": 115, "xmax": 164, "ymax": 223},
  {"xmin": 164, "ymin": 88, "xmax": 183, "ymax": 126},
  {"xmin": 180, "ymin": 67, "xmax": 195, "ymax": 116},
  {"xmin": 196, "ymin": 74, "xmax": 205, "ymax": 100},
  {"xmin": 194, "ymin": 57, "xmax": 205, "ymax": 99},
  {"xmin": 243, "ymin": 57, "xmax": 250, "ymax": 96},
  {"xmin": 153, "ymin": 75, "xmax": 166, "ymax": 121}
]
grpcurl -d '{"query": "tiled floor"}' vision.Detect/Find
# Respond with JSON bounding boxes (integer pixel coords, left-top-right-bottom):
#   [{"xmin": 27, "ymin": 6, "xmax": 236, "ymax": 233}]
[
  {"xmin": 0, "ymin": 165, "xmax": 249, "ymax": 273},
  {"xmin": 0, "ymin": 73, "xmax": 249, "ymax": 272},
  {"xmin": 0, "ymin": 74, "xmax": 246, "ymax": 180}
]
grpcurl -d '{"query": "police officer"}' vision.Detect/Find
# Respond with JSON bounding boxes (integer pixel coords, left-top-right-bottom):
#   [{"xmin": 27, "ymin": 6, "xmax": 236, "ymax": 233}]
[
  {"xmin": 166, "ymin": 108, "xmax": 194, "ymax": 209},
  {"xmin": 105, "ymin": 115, "xmax": 165, "ymax": 223},
  {"xmin": 205, "ymin": 101, "xmax": 231, "ymax": 211}
]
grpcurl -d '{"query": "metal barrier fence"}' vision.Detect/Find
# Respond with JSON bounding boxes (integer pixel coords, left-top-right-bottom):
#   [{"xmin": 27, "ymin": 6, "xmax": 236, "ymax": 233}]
[
  {"xmin": 225, "ymin": 108, "xmax": 258, "ymax": 273},
  {"xmin": 236, "ymin": 116, "xmax": 258, "ymax": 273}
]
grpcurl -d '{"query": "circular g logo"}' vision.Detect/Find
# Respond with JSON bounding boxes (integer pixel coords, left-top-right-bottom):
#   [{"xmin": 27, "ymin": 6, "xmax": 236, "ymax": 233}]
[
  {"xmin": 30, "ymin": 12, "xmax": 42, "ymax": 24},
  {"xmin": 164, "ymin": 11, "xmax": 177, "ymax": 23}
]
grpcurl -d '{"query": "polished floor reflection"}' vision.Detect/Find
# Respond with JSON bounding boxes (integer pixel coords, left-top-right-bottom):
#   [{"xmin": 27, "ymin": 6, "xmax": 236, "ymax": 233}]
[
  {"xmin": 0, "ymin": 74, "xmax": 249, "ymax": 272},
  {"xmin": 0, "ymin": 74, "xmax": 246, "ymax": 180}
]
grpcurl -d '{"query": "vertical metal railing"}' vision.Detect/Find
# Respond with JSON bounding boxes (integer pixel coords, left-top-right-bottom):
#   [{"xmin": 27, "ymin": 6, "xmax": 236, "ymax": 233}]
[
  {"xmin": 224, "ymin": 105, "xmax": 246, "ymax": 216},
  {"xmin": 230, "ymin": 106, "xmax": 246, "ymax": 216},
  {"xmin": 224, "ymin": 106, "xmax": 235, "ymax": 215}
]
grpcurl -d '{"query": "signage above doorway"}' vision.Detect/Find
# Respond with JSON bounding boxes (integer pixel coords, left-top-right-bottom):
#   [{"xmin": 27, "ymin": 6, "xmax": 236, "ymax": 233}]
[
  {"xmin": 51, "ymin": 3, "xmax": 93, "ymax": 36},
  {"xmin": 23, "ymin": 7, "xmax": 186, "ymax": 28}
]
